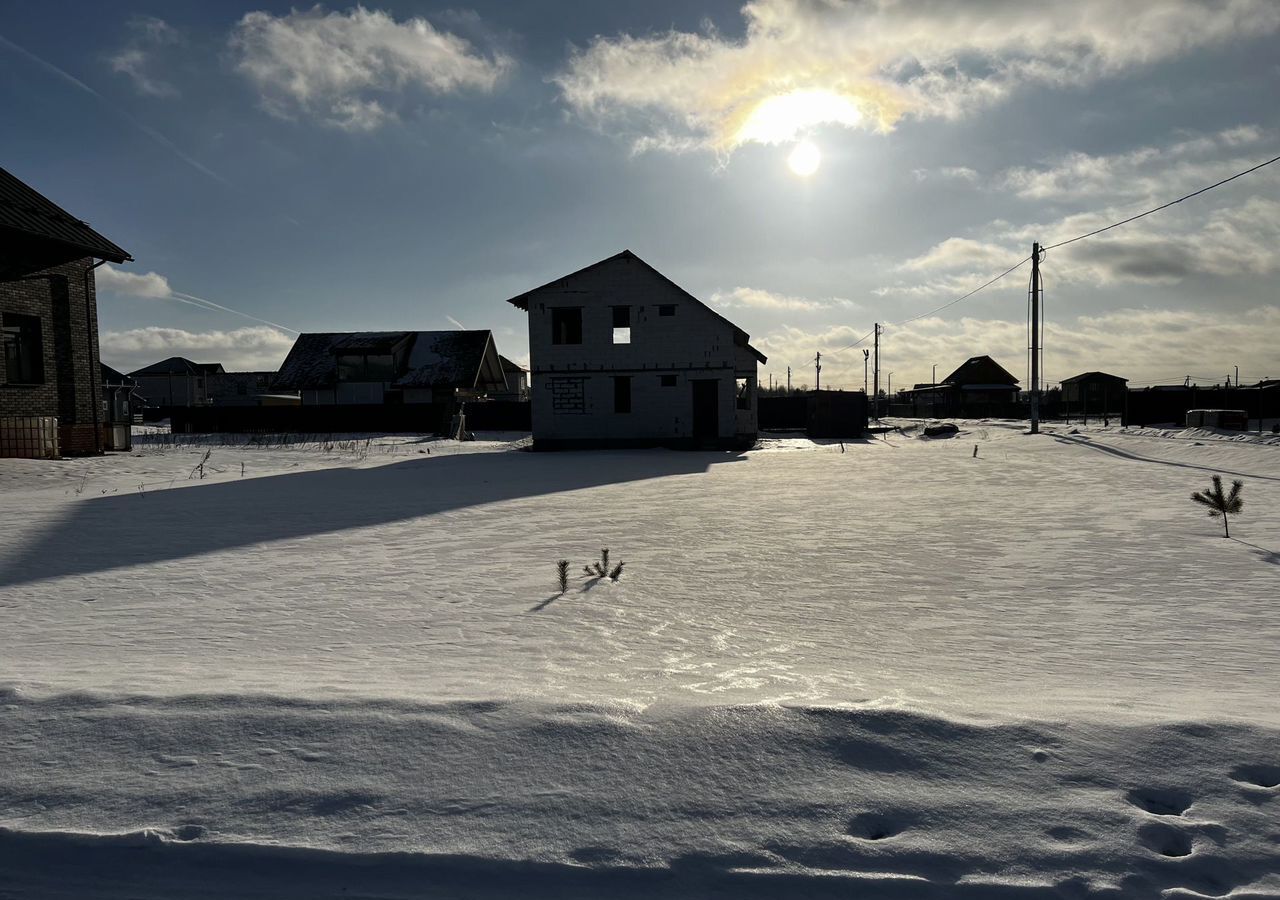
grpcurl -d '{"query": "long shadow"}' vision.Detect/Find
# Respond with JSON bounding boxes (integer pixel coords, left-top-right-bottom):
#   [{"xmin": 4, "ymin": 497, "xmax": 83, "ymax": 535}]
[
  {"xmin": 1051, "ymin": 434, "xmax": 1280, "ymax": 482},
  {"xmin": 0, "ymin": 450, "xmax": 742, "ymax": 588},
  {"xmin": 1231, "ymin": 538, "xmax": 1280, "ymax": 566}
]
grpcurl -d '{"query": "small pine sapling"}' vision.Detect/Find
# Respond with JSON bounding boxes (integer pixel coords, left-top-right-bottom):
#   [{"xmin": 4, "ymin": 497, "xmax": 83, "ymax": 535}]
[
  {"xmin": 584, "ymin": 548, "xmax": 614, "ymax": 578},
  {"xmin": 556, "ymin": 560, "xmax": 570, "ymax": 594},
  {"xmin": 1191, "ymin": 475, "xmax": 1244, "ymax": 538},
  {"xmin": 608, "ymin": 562, "xmax": 625, "ymax": 581}
]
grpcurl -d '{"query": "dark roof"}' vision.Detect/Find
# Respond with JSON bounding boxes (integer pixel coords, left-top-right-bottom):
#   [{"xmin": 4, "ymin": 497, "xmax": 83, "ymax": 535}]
[
  {"xmin": 274, "ymin": 330, "xmax": 501, "ymax": 391},
  {"xmin": 499, "ymin": 354, "xmax": 525, "ymax": 374},
  {"xmin": 505, "ymin": 249, "xmax": 767, "ymax": 364},
  {"xmin": 0, "ymin": 167, "xmax": 131, "ymax": 264},
  {"xmin": 942, "ymin": 355, "xmax": 1019, "ymax": 387},
  {"xmin": 128, "ymin": 356, "xmax": 226, "ymax": 377},
  {"xmin": 100, "ymin": 363, "xmax": 133, "ymax": 385},
  {"xmin": 1060, "ymin": 371, "xmax": 1128, "ymax": 385}
]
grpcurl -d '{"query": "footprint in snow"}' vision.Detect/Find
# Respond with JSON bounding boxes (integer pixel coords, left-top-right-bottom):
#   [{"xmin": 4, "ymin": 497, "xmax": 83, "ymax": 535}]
[
  {"xmin": 846, "ymin": 812, "xmax": 906, "ymax": 841},
  {"xmin": 1230, "ymin": 764, "xmax": 1280, "ymax": 789},
  {"xmin": 1125, "ymin": 787, "xmax": 1192, "ymax": 816},
  {"xmin": 155, "ymin": 753, "xmax": 198, "ymax": 767},
  {"xmin": 288, "ymin": 747, "xmax": 329, "ymax": 762},
  {"xmin": 173, "ymin": 824, "xmax": 206, "ymax": 841},
  {"xmin": 1137, "ymin": 820, "xmax": 1193, "ymax": 858}
]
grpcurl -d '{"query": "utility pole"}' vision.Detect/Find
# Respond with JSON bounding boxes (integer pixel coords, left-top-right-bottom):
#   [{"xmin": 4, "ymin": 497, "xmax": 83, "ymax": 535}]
[
  {"xmin": 1029, "ymin": 241, "xmax": 1042, "ymax": 434},
  {"xmin": 787, "ymin": 366, "xmax": 791, "ymax": 392},
  {"xmin": 888, "ymin": 372, "xmax": 893, "ymax": 399},
  {"xmin": 1234, "ymin": 366, "xmax": 1239, "ymax": 388},
  {"xmin": 814, "ymin": 352, "xmax": 821, "ymax": 391},
  {"xmin": 862, "ymin": 349, "xmax": 869, "ymax": 396},
  {"xmin": 873, "ymin": 323, "xmax": 881, "ymax": 420}
]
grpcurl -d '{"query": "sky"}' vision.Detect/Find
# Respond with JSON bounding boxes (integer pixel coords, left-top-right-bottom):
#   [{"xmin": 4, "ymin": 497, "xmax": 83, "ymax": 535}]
[{"xmin": 2, "ymin": 0, "xmax": 1278, "ymax": 390}]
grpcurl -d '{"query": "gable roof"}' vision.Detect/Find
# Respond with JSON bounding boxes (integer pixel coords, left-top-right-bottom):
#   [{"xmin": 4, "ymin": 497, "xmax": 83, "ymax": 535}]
[
  {"xmin": 100, "ymin": 363, "xmax": 133, "ymax": 385},
  {"xmin": 273, "ymin": 330, "xmax": 504, "ymax": 391},
  {"xmin": 0, "ymin": 167, "xmax": 131, "ymax": 275},
  {"xmin": 499, "ymin": 354, "xmax": 525, "ymax": 374},
  {"xmin": 942, "ymin": 355, "xmax": 1019, "ymax": 386},
  {"xmin": 1060, "ymin": 371, "xmax": 1128, "ymax": 385},
  {"xmin": 505, "ymin": 249, "xmax": 767, "ymax": 364},
  {"xmin": 128, "ymin": 357, "xmax": 225, "ymax": 377}
]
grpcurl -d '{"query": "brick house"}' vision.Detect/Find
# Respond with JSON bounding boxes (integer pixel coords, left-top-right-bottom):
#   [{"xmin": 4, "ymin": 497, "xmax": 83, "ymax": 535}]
[
  {"xmin": 1, "ymin": 167, "xmax": 131, "ymax": 457},
  {"xmin": 506, "ymin": 250, "xmax": 766, "ymax": 450}
]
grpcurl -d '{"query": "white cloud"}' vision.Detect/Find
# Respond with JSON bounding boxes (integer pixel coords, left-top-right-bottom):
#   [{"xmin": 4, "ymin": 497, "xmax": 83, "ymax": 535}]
[
  {"xmin": 710, "ymin": 285, "xmax": 855, "ymax": 313},
  {"xmin": 230, "ymin": 6, "xmax": 512, "ymax": 131},
  {"xmin": 97, "ymin": 264, "xmax": 172, "ymax": 299},
  {"xmin": 100, "ymin": 326, "xmax": 296, "ymax": 373},
  {"xmin": 555, "ymin": 0, "xmax": 1280, "ymax": 154},
  {"xmin": 753, "ymin": 306, "xmax": 1280, "ymax": 392},
  {"xmin": 108, "ymin": 16, "xmax": 182, "ymax": 98}
]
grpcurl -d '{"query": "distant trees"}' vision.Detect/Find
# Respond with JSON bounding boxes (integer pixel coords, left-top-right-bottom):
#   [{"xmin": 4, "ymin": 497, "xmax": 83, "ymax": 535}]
[{"xmin": 1191, "ymin": 475, "xmax": 1244, "ymax": 538}]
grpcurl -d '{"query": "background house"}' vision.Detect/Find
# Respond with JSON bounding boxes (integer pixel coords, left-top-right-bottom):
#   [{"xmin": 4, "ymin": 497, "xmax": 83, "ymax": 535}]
[
  {"xmin": 1, "ymin": 166, "xmax": 131, "ymax": 457},
  {"xmin": 1060, "ymin": 371, "xmax": 1127, "ymax": 421},
  {"xmin": 899, "ymin": 355, "xmax": 1021, "ymax": 418},
  {"xmin": 494, "ymin": 355, "xmax": 528, "ymax": 401},
  {"xmin": 507, "ymin": 249, "xmax": 765, "ymax": 450},
  {"xmin": 129, "ymin": 357, "xmax": 225, "ymax": 409},
  {"xmin": 273, "ymin": 330, "xmax": 507, "ymax": 405},
  {"xmin": 100, "ymin": 363, "xmax": 141, "ymax": 451}
]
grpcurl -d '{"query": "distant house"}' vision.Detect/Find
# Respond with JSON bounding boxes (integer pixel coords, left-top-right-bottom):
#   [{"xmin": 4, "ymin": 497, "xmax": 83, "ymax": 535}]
[
  {"xmin": 273, "ymin": 330, "xmax": 507, "ymax": 404},
  {"xmin": 128, "ymin": 357, "xmax": 225, "ymax": 408},
  {"xmin": 1060, "ymin": 371, "xmax": 1127, "ymax": 420},
  {"xmin": 207, "ymin": 371, "xmax": 278, "ymax": 407},
  {"xmin": 494, "ymin": 355, "xmax": 528, "ymax": 401},
  {"xmin": 506, "ymin": 249, "xmax": 766, "ymax": 450},
  {"xmin": 1, "ymin": 166, "xmax": 132, "ymax": 457},
  {"xmin": 902, "ymin": 355, "xmax": 1020, "ymax": 418}
]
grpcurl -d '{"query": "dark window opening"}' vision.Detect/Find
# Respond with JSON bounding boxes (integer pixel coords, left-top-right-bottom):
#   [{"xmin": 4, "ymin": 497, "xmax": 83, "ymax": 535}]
[
  {"xmin": 2, "ymin": 314, "xmax": 44, "ymax": 384},
  {"xmin": 736, "ymin": 377, "xmax": 752, "ymax": 410},
  {"xmin": 660, "ymin": 374, "xmax": 677, "ymax": 387},
  {"xmin": 614, "ymin": 376, "xmax": 632, "ymax": 413},
  {"xmin": 612, "ymin": 306, "xmax": 631, "ymax": 343},
  {"xmin": 551, "ymin": 308, "xmax": 583, "ymax": 345},
  {"xmin": 658, "ymin": 305, "xmax": 676, "ymax": 317}
]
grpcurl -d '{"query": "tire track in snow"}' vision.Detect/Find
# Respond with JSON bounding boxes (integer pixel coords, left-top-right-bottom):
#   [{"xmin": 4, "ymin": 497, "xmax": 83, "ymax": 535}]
[{"xmin": 1051, "ymin": 434, "xmax": 1280, "ymax": 482}]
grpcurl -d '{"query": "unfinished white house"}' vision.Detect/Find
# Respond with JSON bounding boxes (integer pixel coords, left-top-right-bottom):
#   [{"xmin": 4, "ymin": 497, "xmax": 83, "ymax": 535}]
[{"xmin": 507, "ymin": 250, "xmax": 766, "ymax": 450}]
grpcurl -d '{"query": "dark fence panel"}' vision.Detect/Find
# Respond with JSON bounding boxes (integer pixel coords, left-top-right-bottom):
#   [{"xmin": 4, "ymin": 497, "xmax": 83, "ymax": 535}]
[
  {"xmin": 461, "ymin": 401, "xmax": 531, "ymax": 431},
  {"xmin": 1126, "ymin": 386, "xmax": 1276, "ymax": 427},
  {"xmin": 758, "ymin": 396, "xmax": 809, "ymax": 430},
  {"xmin": 171, "ymin": 404, "xmax": 449, "ymax": 434}
]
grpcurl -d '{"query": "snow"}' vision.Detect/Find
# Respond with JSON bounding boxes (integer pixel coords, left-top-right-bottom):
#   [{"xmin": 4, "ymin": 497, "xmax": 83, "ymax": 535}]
[{"xmin": 1, "ymin": 423, "xmax": 1278, "ymax": 897}]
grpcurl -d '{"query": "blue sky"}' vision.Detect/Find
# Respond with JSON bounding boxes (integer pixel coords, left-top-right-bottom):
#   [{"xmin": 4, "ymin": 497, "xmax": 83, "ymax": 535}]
[{"xmin": 3, "ymin": 0, "xmax": 1278, "ymax": 388}]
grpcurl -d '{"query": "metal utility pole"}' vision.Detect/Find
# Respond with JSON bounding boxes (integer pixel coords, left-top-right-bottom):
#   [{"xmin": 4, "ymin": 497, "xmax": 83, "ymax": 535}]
[
  {"xmin": 814, "ymin": 352, "xmax": 821, "ymax": 391},
  {"xmin": 1029, "ymin": 241, "xmax": 1042, "ymax": 434},
  {"xmin": 862, "ymin": 349, "xmax": 869, "ymax": 396},
  {"xmin": 1234, "ymin": 366, "xmax": 1239, "ymax": 388},
  {"xmin": 873, "ymin": 323, "xmax": 881, "ymax": 419},
  {"xmin": 888, "ymin": 372, "xmax": 893, "ymax": 399},
  {"xmin": 932, "ymin": 364, "xmax": 937, "ymax": 387}
]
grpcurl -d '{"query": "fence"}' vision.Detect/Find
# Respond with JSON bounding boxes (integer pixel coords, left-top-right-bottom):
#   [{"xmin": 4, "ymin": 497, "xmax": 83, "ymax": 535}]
[
  {"xmin": 759, "ymin": 392, "xmax": 867, "ymax": 438},
  {"xmin": 1125, "ymin": 385, "xmax": 1277, "ymax": 427},
  {"xmin": 169, "ymin": 401, "xmax": 532, "ymax": 435}
]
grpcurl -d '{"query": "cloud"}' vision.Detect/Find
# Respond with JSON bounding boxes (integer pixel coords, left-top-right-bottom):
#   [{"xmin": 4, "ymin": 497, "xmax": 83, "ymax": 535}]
[
  {"xmin": 229, "ymin": 6, "xmax": 512, "ymax": 131},
  {"xmin": 100, "ymin": 326, "xmax": 297, "ymax": 373},
  {"xmin": 108, "ymin": 15, "xmax": 182, "ymax": 98},
  {"xmin": 97, "ymin": 264, "xmax": 172, "ymax": 298},
  {"xmin": 555, "ymin": 0, "xmax": 1280, "ymax": 154},
  {"xmin": 753, "ymin": 306, "xmax": 1280, "ymax": 392},
  {"xmin": 710, "ymin": 285, "xmax": 855, "ymax": 312}
]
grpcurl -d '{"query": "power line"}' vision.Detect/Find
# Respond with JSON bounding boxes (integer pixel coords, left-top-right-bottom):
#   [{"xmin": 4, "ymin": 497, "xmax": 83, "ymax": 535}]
[{"xmin": 1043, "ymin": 152, "xmax": 1280, "ymax": 251}]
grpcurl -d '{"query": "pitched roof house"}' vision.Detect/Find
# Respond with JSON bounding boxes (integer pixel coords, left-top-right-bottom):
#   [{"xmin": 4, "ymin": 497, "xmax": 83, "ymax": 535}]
[
  {"xmin": 507, "ymin": 249, "xmax": 766, "ymax": 449},
  {"xmin": 128, "ymin": 356, "xmax": 227, "ymax": 408},
  {"xmin": 902, "ymin": 355, "xmax": 1021, "ymax": 418},
  {"xmin": 1, "ymin": 166, "xmax": 131, "ymax": 457},
  {"xmin": 274, "ymin": 330, "xmax": 507, "ymax": 404}
]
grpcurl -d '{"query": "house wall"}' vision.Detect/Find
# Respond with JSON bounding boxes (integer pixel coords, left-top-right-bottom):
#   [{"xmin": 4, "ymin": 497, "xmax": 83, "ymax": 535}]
[
  {"xmin": 133, "ymin": 373, "xmax": 209, "ymax": 407},
  {"xmin": 0, "ymin": 258, "xmax": 103, "ymax": 454},
  {"xmin": 523, "ymin": 258, "xmax": 757, "ymax": 447}
]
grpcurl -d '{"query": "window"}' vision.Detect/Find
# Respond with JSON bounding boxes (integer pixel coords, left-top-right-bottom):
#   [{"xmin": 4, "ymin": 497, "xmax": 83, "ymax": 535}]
[
  {"xmin": 612, "ymin": 306, "xmax": 630, "ymax": 344},
  {"xmin": 2, "ymin": 314, "xmax": 44, "ymax": 384},
  {"xmin": 613, "ymin": 376, "xmax": 631, "ymax": 413},
  {"xmin": 736, "ymin": 377, "xmax": 752, "ymax": 411},
  {"xmin": 551, "ymin": 308, "xmax": 582, "ymax": 345},
  {"xmin": 658, "ymin": 305, "xmax": 675, "ymax": 317},
  {"xmin": 660, "ymin": 374, "xmax": 677, "ymax": 387}
]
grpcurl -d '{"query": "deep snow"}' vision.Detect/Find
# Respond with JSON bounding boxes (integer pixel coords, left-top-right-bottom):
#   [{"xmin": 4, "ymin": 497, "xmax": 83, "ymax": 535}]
[{"xmin": 1, "ymin": 423, "xmax": 1278, "ymax": 897}]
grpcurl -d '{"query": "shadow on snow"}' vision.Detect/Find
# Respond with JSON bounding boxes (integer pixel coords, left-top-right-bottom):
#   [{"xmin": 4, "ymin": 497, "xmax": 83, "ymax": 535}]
[{"xmin": 0, "ymin": 450, "xmax": 743, "ymax": 588}]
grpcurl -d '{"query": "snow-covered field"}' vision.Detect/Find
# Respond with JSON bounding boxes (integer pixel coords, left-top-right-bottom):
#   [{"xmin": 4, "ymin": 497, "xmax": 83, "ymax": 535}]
[{"xmin": 1, "ymin": 423, "xmax": 1277, "ymax": 897}]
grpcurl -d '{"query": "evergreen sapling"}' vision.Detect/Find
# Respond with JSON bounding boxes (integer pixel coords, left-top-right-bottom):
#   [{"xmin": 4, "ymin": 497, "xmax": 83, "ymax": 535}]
[{"xmin": 1191, "ymin": 475, "xmax": 1244, "ymax": 538}]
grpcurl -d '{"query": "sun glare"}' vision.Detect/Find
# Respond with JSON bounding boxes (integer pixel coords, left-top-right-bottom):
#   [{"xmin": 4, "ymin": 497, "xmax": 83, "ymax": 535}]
[
  {"xmin": 735, "ymin": 89, "xmax": 862, "ymax": 146},
  {"xmin": 787, "ymin": 140, "xmax": 821, "ymax": 177}
]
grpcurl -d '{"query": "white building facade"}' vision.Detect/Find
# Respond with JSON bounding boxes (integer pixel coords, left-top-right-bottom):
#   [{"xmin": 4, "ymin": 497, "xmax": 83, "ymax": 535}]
[{"xmin": 508, "ymin": 250, "xmax": 765, "ymax": 450}]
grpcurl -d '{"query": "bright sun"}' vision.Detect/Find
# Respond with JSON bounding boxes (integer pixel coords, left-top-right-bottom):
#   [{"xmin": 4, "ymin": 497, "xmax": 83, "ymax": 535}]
[{"xmin": 787, "ymin": 140, "xmax": 821, "ymax": 177}]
